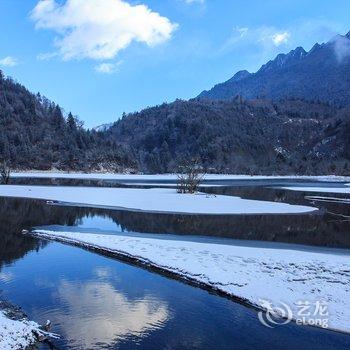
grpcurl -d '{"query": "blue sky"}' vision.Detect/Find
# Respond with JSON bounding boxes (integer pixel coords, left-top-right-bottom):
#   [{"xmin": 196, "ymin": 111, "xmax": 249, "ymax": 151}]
[{"xmin": 0, "ymin": 0, "xmax": 349, "ymax": 128}]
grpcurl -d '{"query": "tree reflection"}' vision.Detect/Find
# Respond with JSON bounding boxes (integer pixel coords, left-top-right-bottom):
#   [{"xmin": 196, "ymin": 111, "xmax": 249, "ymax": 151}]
[{"xmin": 0, "ymin": 198, "xmax": 92, "ymax": 267}]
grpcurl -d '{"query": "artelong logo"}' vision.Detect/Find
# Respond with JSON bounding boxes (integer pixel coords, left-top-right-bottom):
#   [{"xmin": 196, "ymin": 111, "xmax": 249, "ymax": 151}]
[{"xmin": 258, "ymin": 299, "xmax": 329, "ymax": 329}]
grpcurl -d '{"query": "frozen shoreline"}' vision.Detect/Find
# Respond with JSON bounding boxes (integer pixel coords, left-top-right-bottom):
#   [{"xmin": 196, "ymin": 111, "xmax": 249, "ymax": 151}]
[
  {"xmin": 0, "ymin": 186, "xmax": 317, "ymax": 215},
  {"xmin": 282, "ymin": 186, "xmax": 350, "ymax": 195},
  {"xmin": 0, "ymin": 310, "xmax": 40, "ymax": 350},
  {"xmin": 30, "ymin": 229, "xmax": 350, "ymax": 334},
  {"xmin": 11, "ymin": 171, "xmax": 350, "ymax": 182},
  {"xmin": 0, "ymin": 300, "xmax": 57, "ymax": 350}
]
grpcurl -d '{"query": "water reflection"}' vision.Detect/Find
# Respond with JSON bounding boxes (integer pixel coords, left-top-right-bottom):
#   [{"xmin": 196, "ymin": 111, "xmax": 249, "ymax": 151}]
[
  {"xmin": 1, "ymin": 195, "xmax": 350, "ymax": 349},
  {"xmin": 100, "ymin": 210, "xmax": 350, "ymax": 248},
  {"xmin": 2, "ymin": 241, "xmax": 350, "ymax": 350},
  {"xmin": 51, "ymin": 279, "xmax": 169, "ymax": 349},
  {"xmin": 0, "ymin": 191, "xmax": 349, "ymax": 261},
  {"xmin": 0, "ymin": 197, "xmax": 93, "ymax": 267}
]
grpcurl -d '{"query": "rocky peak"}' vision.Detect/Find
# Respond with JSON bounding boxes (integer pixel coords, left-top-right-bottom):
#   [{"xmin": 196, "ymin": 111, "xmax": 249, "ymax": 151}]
[
  {"xmin": 258, "ymin": 47, "xmax": 306, "ymax": 73},
  {"xmin": 227, "ymin": 70, "xmax": 250, "ymax": 83}
]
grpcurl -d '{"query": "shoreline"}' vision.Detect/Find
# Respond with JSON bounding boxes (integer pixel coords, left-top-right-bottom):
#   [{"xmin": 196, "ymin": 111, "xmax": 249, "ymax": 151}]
[
  {"xmin": 10, "ymin": 171, "xmax": 350, "ymax": 182},
  {"xmin": 0, "ymin": 299, "xmax": 57, "ymax": 349},
  {"xmin": 27, "ymin": 229, "xmax": 350, "ymax": 335}
]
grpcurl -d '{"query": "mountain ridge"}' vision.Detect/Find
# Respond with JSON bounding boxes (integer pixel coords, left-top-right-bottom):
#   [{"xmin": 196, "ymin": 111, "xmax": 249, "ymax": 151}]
[{"xmin": 199, "ymin": 32, "xmax": 350, "ymax": 105}]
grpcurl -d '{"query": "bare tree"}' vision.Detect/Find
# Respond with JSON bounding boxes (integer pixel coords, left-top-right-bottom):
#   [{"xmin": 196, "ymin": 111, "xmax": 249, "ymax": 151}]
[
  {"xmin": 0, "ymin": 161, "xmax": 11, "ymax": 184},
  {"xmin": 176, "ymin": 159, "xmax": 204, "ymax": 194}
]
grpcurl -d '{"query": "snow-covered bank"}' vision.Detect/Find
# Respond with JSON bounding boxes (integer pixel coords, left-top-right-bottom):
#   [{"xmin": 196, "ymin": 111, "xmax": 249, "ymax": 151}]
[
  {"xmin": 30, "ymin": 230, "xmax": 350, "ymax": 333},
  {"xmin": 0, "ymin": 301, "xmax": 58, "ymax": 350},
  {"xmin": 11, "ymin": 172, "xmax": 350, "ymax": 182},
  {"xmin": 0, "ymin": 185, "xmax": 316, "ymax": 215},
  {"xmin": 282, "ymin": 186, "xmax": 350, "ymax": 194},
  {"xmin": 0, "ymin": 310, "xmax": 40, "ymax": 350}
]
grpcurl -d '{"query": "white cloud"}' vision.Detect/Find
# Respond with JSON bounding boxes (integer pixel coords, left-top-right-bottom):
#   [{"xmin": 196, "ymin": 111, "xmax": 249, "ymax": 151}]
[
  {"xmin": 0, "ymin": 56, "xmax": 19, "ymax": 67},
  {"xmin": 183, "ymin": 0, "xmax": 204, "ymax": 3},
  {"xmin": 271, "ymin": 32, "xmax": 290, "ymax": 46},
  {"xmin": 224, "ymin": 20, "xmax": 345, "ymax": 55},
  {"xmin": 225, "ymin": 26, "xmax": 291, "ymax": 49},
  {"xmin": 95, "ymin": 61, "xmax": 122, "ymax": 74},
  {"xmin": 233, "ymin": 27, "xmax": 249, "ymax": 40},
  {"xmin": 218, "ymin": 19, "xmax": 348, "ymax": 74},
  {"xmin": 222, "ymin": 26, "xmax": 289, "ymax": 52},
  {"xmin": 31, "ymin": 0, "xmax": 178, "ymax": 61},
  {"xmin": 331, "ymin": 34, "xmax": 350, "ymax": 62},
  {"xmin": 255, "ymin": 28, "xmax": 291, "ymax": 47},
  {"xmin": 37, "ymin": 52, "xmax": 58, "ymax": 61}
]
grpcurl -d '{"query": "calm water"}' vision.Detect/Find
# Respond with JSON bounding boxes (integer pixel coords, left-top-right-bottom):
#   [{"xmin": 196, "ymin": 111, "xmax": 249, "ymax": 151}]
[{"xmin": 0, "ymin": 179, "xmax": 350, "ymax": 349}]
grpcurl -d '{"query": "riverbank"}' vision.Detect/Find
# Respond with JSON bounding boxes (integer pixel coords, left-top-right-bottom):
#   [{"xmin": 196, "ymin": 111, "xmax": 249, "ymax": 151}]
[
  {"xmin": 10, "ymin": 171, "xmax": 350, "ymax": 182},
  {"xmin": 0, "ymin": 300, "xmax": 55, "ymax": 350},
  {"xmin": 29, "ymin": 229, "xmax": 350, "ymax": 334}
]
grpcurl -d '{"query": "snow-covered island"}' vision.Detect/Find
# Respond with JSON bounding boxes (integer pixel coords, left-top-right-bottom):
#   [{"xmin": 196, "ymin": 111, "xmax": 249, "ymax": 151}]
[
  {"xmin": 29, "ymin": 229, "xmax": 350, "ymax": 334},
  {"xmin": 0, "ymin": 185, "xmax": 317, "ymax": 215}
]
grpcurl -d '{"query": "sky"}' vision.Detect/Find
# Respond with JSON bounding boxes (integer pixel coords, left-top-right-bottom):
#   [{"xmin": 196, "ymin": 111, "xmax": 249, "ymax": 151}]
[{"xmin": 0, "ymin": 0, "xmax": 350, "ymax": 128}]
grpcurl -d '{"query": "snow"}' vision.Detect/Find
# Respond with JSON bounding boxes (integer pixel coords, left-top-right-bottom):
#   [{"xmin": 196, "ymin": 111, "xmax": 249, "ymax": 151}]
[
  {"xmin": 282, "ymin": 186, "xmax": 350, "ymax": 194},
  {"xmin": 305, "ymin": 195, "xmax": 350, "ymax": 204},
  {"xmin": 30, "ymin": 230, "xmax": 350, "ymax": 333},
  {"xmin": 92, "ymin": 123, "xmax": 113, "ymax": 132},
  {"xmin": 119, "ymin": 183, "xmax": 222, "ymax": 187},
  {"xmin": 0, "ymin": 185, "xmax": 317, "ymax": 215},
  {"xmin": 10, "ymin": 172, "xmax": 350, "ymax": 182},
  {"xmin": 0, "ymin": 310, "xmax": 40, "ymax": 350}
]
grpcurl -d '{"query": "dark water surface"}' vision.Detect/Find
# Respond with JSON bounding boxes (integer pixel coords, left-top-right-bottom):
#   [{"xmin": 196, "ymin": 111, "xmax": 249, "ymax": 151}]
[{"xmin": 0, "ymin": 178, "xmax": 350, "ymax": 349}]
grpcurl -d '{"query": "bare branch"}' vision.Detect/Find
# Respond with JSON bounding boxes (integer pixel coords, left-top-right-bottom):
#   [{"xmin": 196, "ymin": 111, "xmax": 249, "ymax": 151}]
[
  {"xmin": 0, "ymin": 161, "xmax": 11, "ymax": 184},
  {"xmin": 176, "ymin": 159, "xmax": 204, "ymax": 194}
]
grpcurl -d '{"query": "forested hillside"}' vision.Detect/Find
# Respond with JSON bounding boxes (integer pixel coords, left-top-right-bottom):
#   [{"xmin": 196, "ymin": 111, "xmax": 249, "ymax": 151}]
[
  {"xmin": 107, "ymin": 98, "xmax": 350, "ymax": 175},
  {"xmin": 1, "ymin": 68, "xmax": 349, "ymax": 175},
  {"xmin": 0, "ymin": 70, "xmax": 135, "ymax": 171}
]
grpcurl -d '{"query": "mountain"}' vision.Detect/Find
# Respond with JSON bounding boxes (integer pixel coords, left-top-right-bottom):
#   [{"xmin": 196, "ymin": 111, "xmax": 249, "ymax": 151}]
[
  {"xmin": 199, "ymin": 31, "xmax": 350, "ymax": 106},
  {"xmin": 106, "ymin": 98, "xmax": 350, "ymax": 175},
  {"xmin": 0, "ymin": 71, "xmax": 135, "ymax": 172},
  {"xmin": 93, "ymin": 123, "xmax": 114, "ymax": 132},
  {"xmin": 1, "ymin": 29, "xmax": 350, "ymax": 175}
]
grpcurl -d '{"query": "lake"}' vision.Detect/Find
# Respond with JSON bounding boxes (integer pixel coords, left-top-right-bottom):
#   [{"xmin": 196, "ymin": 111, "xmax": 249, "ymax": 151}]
[{"xmin": 0, "ymin": 178, "xmax": 349, "ymax": 349}]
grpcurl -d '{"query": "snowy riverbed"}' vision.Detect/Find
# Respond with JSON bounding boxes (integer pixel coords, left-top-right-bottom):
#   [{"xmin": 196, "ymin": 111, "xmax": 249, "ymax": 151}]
[
  {"xmin": 0, "ymin": 185, "xmax": 317, "ymax": 215},
  {"xmin": 30, "ymin": 230, "xmax": 350, "ymax": 334}
]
